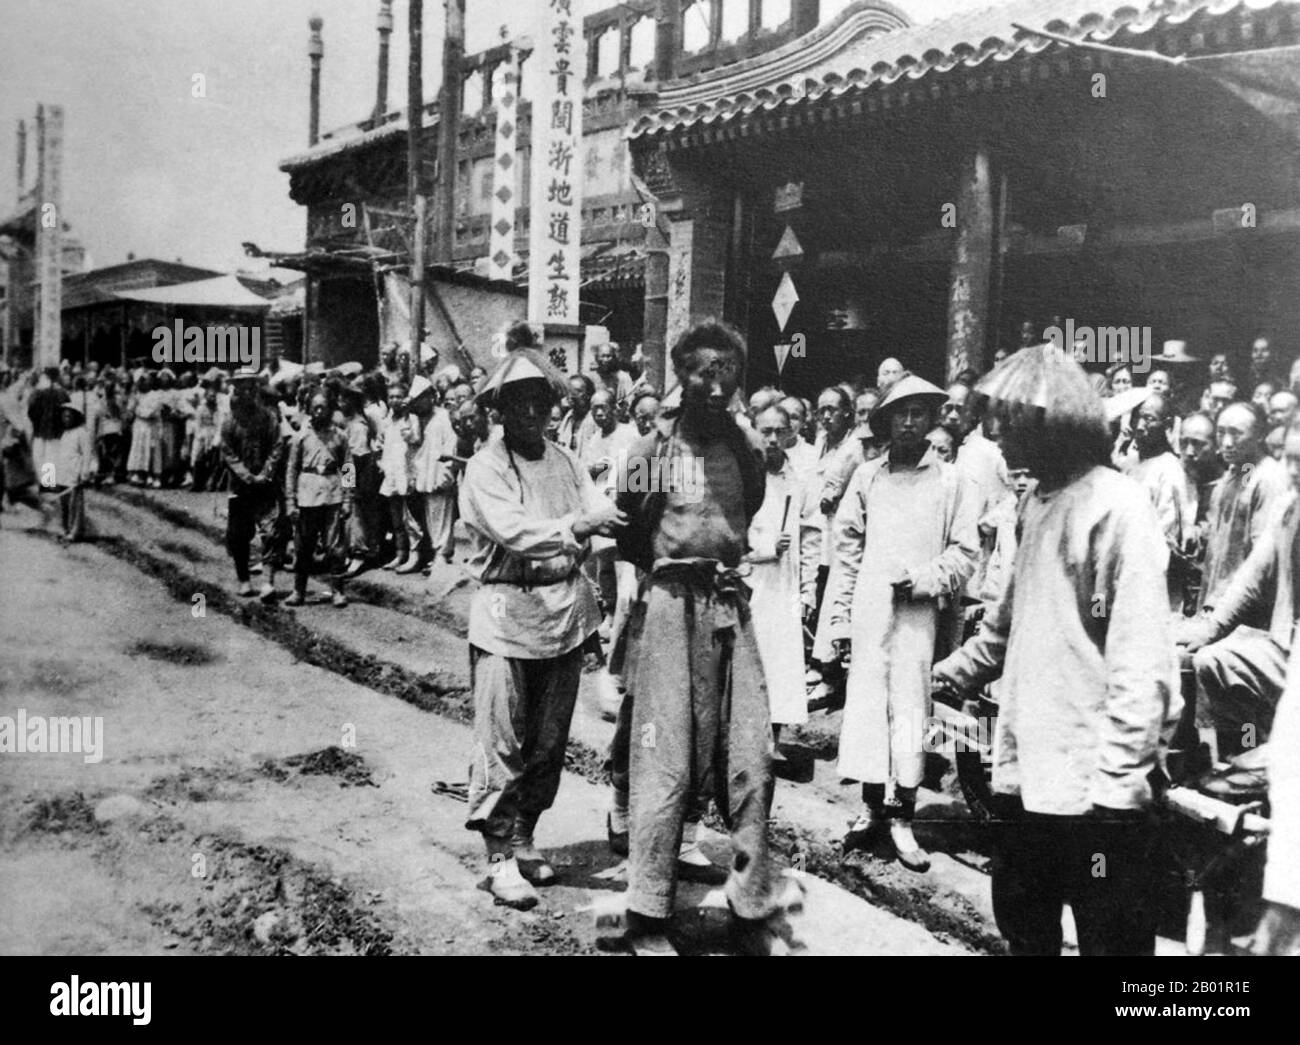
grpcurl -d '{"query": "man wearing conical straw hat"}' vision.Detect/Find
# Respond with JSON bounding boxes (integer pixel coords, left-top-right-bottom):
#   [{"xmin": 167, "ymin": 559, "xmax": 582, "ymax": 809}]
[
  {"xmin": 933, "ymin": 343, "xmax": 1177, "ymax": 955},
  {"xmin": 827, "ymin": 374, "xmax": 980, "ymax": 872},
  {"xmin": 459, "ymin": 323, "xmax": 627, "ymax": 911}
]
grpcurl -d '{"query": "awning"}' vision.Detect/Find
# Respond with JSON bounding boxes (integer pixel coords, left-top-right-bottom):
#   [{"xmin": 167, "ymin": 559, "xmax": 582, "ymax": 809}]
[
  {"xmin": 111, "ymin": 275, "xmax": 271, "ymax": 310},
  {"xmin": 1183, "ymin": 42, "xmax": 1300, "ymax": 140},
  {"xmin": 627, "ymin": 0, "xmax": 1296, "ymax": 141}
]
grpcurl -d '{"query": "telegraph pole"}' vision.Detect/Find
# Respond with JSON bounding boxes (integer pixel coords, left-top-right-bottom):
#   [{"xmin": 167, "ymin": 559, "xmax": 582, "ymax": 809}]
[
  {"xmin": 407, "ymin": 0, "xmax": 426, "ymax": 362},
  {"xmin": 434, "ymin": 0, "xmax": 465, "ymax": 265}
]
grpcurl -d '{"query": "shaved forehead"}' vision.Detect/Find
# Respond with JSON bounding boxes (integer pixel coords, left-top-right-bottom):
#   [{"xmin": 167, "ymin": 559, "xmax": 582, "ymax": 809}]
[{"xmin": 1218, "ymin": 402, "xmax": 1258, "ymax": 432}]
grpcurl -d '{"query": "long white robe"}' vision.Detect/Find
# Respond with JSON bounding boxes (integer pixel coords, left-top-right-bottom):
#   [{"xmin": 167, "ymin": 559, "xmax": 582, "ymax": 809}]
[
  {"xmin": 827, "ymin": 450, "xmax": 978, "ymax": 788},
  {"xmin": 747, "ymin": 461, "xmax": 815, "ymax": 726}
]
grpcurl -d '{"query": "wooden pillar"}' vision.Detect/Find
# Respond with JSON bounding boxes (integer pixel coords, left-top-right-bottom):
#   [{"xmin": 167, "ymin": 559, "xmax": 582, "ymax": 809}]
[
  {"xmin": 641, "ymin": 161, "xmax": 734, "ymax": 387},
  {"xmin": 793, "ymin": 0, "xmax": 819, "ymax": 36},
  {"xmin": 654, "ymin": 0, "xmax": 681, "ymax": 82},
  {"xmin": 641, "ymin": 222, "xmax": 670, "ymax": 391},
  {"xmin": 945, "ymin": 144, "xmax": 994, "ymax": 381}
]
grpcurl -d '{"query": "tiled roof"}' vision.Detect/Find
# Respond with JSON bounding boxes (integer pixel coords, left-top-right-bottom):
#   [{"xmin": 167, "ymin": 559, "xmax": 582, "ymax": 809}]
[
  {"xmin": 279, "ymin": 107, "xmax": 438, "ymax": 173},
  {"xmin": 627, "ymin": 0, "xmax": 1298, "ymax": 139}
]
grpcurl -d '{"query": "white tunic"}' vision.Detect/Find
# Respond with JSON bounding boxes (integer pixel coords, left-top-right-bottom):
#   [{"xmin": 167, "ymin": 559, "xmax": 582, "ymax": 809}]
[
  {"xmin": 747, "ymin": 460, "xmax": 814, "ymax": 726},
  {"xmin": 827, "ymin": 450, "xmax": 979, "ymax": 788}
]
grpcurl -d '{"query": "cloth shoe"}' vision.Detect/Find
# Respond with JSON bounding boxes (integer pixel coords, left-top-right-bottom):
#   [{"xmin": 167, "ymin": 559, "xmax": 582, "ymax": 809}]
[
  {"xmin": 807, "ymin": 680, "xmax": 844, "ymax": 713},
  {"xmin": 890, "ymin": 820, "xmax": 930, "ymax": 872},
  {"xmin": 394, "ymin": 553, "xmax": 422, "ymax": 575},
  {"xmin": 342, "ymin": 558, "xmax": 366, "ymax": 579},
  {"xmin": 331, "ymin": 591, "xmax": 348, "ymax": 608},
  {"xmin": 283, "ymin": 591, "xmax": 306, "ymax": 607},
  {"xmin": 380, "ymin": 555, "xmax": 403, "ymax": 570},
  {"xmin": 676, "ymin": 840, "xmax": 726, "ymax": 885},
  {"xmin": 509, "ymin": 839, "xmax": 556, "ymax": 887},
  {"xmin": 624, "ymin": 911, "xmax": 676, "ymax": 956},
  {"xmin": 482, "ymin": 855, "xmax": 539, "ymax": 910},
  {"xmin": 843, "ymin": 806, "xmax": 884, "ymax": 852},
  {"xmin": 237, "ymin": 581, "xmax": 255, "ymax": 598}
]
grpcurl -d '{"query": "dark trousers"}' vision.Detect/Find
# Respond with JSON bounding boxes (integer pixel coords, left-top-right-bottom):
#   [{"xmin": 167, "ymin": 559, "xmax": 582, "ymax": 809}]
[
  {"xmin": 991, "ymin": 808, "xmax": 1158, "ymax": 956},
  {"xmin": 406, "ymin": 491, "xmax": 431, "ymax": 562},
  {"xmin": 347, "ymin": 454, "xmax": 383, "ymax": 561},
  {"xmin": 96, "ymin": 433, "xmax": 124, "ymax": 481},
  {"xmin": 1192, "ymin": 626, "xmax": 1286, "ymax": 758},
  {"xmin": 294, "ymin": 504, "xmax": 345, "ymax": 594},
  {"xmin": 466, "ymin": 643, "xmax": 585, "ymax": 841},
  {"xmin": 384, "ymin": 494, "xmax": 409, "ymax": 562},
  {"xmin": 225, "ymin": 492, "xmax": 279, "ymax": 583}
]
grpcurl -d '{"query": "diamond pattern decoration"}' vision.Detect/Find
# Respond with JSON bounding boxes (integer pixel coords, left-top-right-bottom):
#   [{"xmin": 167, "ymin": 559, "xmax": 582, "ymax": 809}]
[
  {"xmin": 490, "ymin": 55, "xmax": 520, "ymax": 282},
  {"xmin": 771, "ymin": 272, "xmax": 799, "ymax": 332}
]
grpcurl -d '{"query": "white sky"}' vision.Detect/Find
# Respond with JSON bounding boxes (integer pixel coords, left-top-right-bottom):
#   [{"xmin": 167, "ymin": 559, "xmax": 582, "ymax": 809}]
[{"xmin": 0, "ymin": 0, "xmax": 987, "ymax": 274}]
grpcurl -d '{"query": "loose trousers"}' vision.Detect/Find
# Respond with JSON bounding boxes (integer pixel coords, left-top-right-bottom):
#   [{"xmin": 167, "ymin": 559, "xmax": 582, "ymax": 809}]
[
  {"xmin": 226, "ymin": 492, "xmax": 280, "ymax": 582},
  {"xmin": 991, "ymin": 808, "xmax": 1158, "ymax": 956},
  {"xmin": 346, "ymin": 454, "xmax": 384, "ymax": 561},
  {"xmin": 45, "ymin": 484, "xmax": 85, "ymax": 541},
  {"xmin": 465, "ymin": 643, "xmax": 585, "ymax": 841},
  {"xmin": 294, "ymin": 504, "xmax": 346, "ymax": 594},
  {"xmin": 1192, "ymin": 626, "xmax": 1287, "ymax": 758},
  {"xmin": 625, "ymin": 578, "xmax": 778, "ymax": 921}
]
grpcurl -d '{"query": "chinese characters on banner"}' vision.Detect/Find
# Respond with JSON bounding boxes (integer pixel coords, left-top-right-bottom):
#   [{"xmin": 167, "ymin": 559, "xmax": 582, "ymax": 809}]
[
  {"xmin": 489, "ymin": 50, "xmax": 519, "ymax": 283},
  {"xmin": 527, "ymin": 0, "xmax": 585, "ymax": 325}
]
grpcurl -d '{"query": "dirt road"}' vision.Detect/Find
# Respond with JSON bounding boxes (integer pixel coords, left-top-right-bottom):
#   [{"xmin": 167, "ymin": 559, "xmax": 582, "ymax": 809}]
[{"xmin": 0, "ymin": 508, "xmax": 969, "ymax": 956}]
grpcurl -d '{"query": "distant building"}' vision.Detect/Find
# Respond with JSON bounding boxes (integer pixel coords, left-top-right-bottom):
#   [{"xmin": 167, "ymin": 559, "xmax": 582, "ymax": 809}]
[
  {"xmin": 0, "ymin": 200, "xmax": 87, "ymax": 368},
  {"xmin": 274, "ymin": 0, "xmax": 870, "ymax": 379}
]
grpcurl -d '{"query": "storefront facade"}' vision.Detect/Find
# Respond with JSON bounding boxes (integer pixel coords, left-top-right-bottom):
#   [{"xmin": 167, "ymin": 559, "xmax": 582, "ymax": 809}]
[{"xmin": 628, "ymin": 0, "xmax": 1300, "ymax": 396}]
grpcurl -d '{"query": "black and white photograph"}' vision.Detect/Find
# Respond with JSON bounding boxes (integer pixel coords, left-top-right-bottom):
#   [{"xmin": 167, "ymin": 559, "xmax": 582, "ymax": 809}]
[{"xmin": 2, "ymin": 0, "xmax": 1299, "ymax": 988}]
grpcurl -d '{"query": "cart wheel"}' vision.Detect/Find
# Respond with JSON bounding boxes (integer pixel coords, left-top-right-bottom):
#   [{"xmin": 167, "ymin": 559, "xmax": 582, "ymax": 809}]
[{"xmin": 1186, "ymin": 889, "xmax": 1207, "ymax": 956}]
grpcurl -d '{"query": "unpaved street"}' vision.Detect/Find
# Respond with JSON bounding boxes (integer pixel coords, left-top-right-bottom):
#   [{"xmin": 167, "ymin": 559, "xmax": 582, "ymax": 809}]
[{"xmin": 0, "ymin": 505, "xmax": 968, "ymax": 956}]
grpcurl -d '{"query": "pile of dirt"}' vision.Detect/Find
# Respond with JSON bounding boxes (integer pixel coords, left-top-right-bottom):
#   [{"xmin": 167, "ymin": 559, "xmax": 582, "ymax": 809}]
[
  {"xmin": 260, "ymin": 746, "xmax": 377, "ymax": 788},
  {"xmin": 127, "ymin": 639, "xmax": 217, "ymax": 666},
  {"xmin": 764, "ymin": 820, "xmax": 1002, "ymax": 954},
  {"xmin": 143, "ymin": 833, "xmax": 403, "ymax": 956},
  {"xmin": 144, "ymin": 765, "xmax": 254, "ymax": 804},
  {"xmin": 20, "ymin": 792, "xmax": 99, "ymax": 835},
  {"xmin": 487, "ymin": 913, "xmax": 596, "ymax": 956}
]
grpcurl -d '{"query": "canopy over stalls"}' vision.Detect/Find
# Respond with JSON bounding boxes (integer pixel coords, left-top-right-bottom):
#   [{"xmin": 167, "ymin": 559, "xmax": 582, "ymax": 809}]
[{"xmin": 112, "ymin": 275, "xmax": 271, "ymax": 311}]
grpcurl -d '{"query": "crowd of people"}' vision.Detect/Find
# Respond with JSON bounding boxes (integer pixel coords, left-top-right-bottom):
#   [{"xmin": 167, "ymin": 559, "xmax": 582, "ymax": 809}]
[{"xmin": 2, "ymin": 318, "xmax": 1298, "ymax": 956}]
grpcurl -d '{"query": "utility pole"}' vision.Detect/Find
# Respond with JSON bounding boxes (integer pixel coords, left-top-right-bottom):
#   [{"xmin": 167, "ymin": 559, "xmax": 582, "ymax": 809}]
[
  {"xmin": 374, "ymin": 0, "xmax": 394, "ymax": 124},
  {"xmin": 407, "ymin": 0, "xmax": 427, "ymax": 364},
  {"xmin": 308, "ymin": 17, "xmax": 323, "ymax": 146},
  {"xmin": 434, "ymin": 0, "xmax": 466, "ymax": 266}
]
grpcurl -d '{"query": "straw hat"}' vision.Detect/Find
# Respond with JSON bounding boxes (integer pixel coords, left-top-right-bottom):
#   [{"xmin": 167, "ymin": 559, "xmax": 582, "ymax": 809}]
[
  {"xmin": 1153, "ymin": 340, "xmax": 1197, "ymax": 364},
  {"xmin": 475, "ymin": 348, "xmax": 569, "ymax": 407},
  {"xmin": 868, "ymin": 374, "xmax": 948, "ymax": 432},
  {"xmin": 1104, "ymin": 385, "xmax": 1156, "ymax": 423},
  {"xmin": 975, "ymin": 343, "xmax": 1106, "ymax": 428}
]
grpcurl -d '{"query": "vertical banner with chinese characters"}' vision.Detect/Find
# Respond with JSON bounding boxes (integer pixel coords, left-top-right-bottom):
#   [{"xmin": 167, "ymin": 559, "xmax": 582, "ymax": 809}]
[
  {"xmin": 489, "ymin": 49, "xmax": 519, "ymax": 282},
  {"xmin": 527, "ymin": 0, "xmax": 585, "ymax": 325}
]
